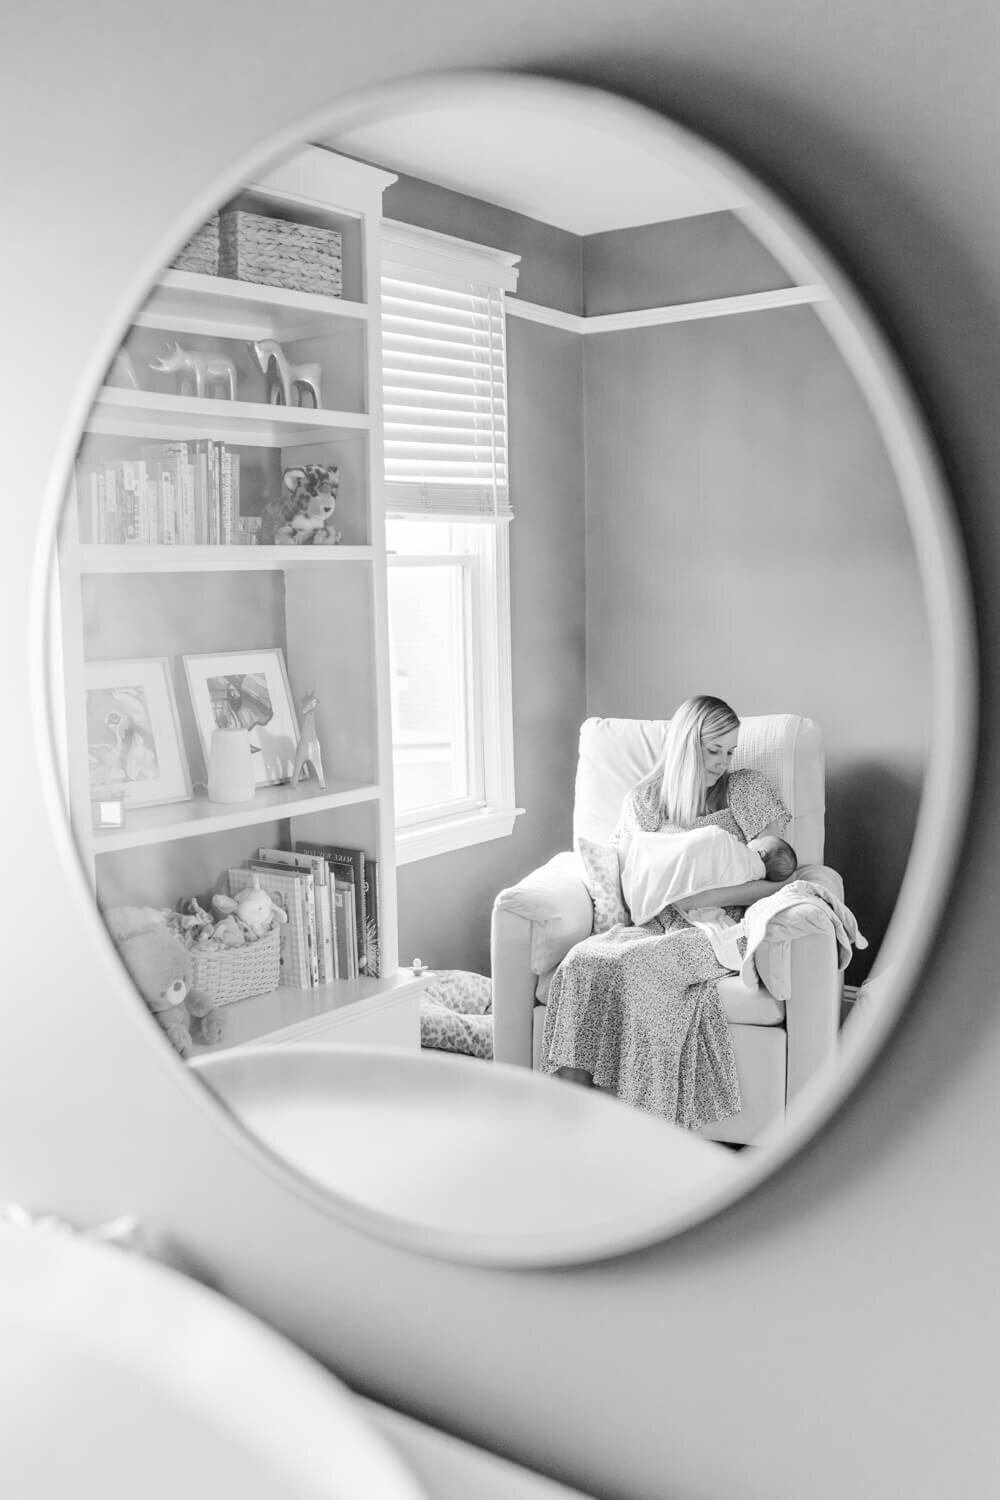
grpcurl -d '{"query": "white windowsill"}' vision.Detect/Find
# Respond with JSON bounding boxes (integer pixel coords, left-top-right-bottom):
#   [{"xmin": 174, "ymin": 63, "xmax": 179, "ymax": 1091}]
[{"xmin": 396, "ymin": 806, "xmax": 524, "ymax": 865}]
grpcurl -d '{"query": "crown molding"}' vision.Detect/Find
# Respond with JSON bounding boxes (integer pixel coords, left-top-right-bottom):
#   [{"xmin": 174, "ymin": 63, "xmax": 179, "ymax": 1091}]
[
  {"xmin": 507, "ymin": 283, "xmax": 829, "ymax": 335},
  {"xmin": 381, "ymin": 218, "xmax": 521, "ymax": 292}
]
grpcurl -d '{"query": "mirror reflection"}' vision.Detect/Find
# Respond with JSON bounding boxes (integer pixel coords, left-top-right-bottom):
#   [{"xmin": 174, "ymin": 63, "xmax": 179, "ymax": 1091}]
[{"xmin": 54, "ymin": 75, "xmax": 934, "ymax": 1218}]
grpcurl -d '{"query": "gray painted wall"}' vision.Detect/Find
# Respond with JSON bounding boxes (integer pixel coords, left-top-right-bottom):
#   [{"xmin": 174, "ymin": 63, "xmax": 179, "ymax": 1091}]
[
  {"xmin": 582, "ymin": 209, "xmax": 792, "ymax": 311},
  {"xmin": 5, "ymin": 8, "xmax": 997, "ymax": 1499}
]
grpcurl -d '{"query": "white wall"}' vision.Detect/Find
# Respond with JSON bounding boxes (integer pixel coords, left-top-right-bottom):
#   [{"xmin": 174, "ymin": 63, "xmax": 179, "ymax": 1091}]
[{"xmin": 2, "ymin": 4, "xmax": 997, "ymax": 1499}]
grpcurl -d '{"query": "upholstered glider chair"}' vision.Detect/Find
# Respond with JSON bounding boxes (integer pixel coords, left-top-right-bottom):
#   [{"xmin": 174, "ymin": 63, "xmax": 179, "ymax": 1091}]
[{"xmin": 491, "ymin": 715, "xmax": 842, "ymax": 1145}]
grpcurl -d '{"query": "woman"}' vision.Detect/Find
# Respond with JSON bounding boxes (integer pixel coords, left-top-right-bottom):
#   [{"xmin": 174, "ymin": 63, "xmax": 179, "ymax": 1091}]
[{"xmin": 540, "ymin": 695, "xmax": 793, "ymax": 1128}]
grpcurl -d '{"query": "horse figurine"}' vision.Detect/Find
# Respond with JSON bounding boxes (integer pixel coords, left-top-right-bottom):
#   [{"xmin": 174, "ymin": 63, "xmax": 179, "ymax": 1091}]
[
  {"xmin": 291, "ymin": 690, "xmax": 325, "ymax": 788},
  {"xmin": 248, "ymin": 338, "xmax": 323, "ymax": 409},
  {"xmin": 149, "ymin": 340, "xmax": 238, "ymax": 400}
]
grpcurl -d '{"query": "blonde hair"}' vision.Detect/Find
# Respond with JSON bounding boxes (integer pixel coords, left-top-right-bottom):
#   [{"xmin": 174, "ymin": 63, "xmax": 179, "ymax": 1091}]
[{"xmin": 657, "ymin": 695, "xmax": 740, "ymax": 827}]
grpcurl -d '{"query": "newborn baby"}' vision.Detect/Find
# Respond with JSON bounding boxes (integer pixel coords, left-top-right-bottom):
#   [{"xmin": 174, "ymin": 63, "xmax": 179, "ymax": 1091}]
[
  {"xmin": 682, "ymin": 831, "xmax": 797, "ymax": 969},
  {"xmin": 622, "ymin": 822, "xmax": 797, "ymax": 927}
]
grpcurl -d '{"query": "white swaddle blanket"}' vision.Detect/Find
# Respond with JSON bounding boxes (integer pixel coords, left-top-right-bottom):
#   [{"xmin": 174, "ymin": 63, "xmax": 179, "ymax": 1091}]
[{"xmin": 621, "ymin": 824, "xmax": 766, "ymax": 927}]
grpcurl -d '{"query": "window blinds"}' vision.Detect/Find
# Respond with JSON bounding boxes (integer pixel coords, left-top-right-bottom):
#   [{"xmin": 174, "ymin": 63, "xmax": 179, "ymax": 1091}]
[{"xmin": 380, "ymin": 222, "xmax": 519, "ymax": 521}]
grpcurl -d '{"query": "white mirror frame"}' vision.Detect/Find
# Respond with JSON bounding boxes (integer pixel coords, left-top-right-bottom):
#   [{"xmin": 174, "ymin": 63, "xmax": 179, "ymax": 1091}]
[{"xmin": 35, "ymin": 71, "xmax": 977, "ymax": 1268}]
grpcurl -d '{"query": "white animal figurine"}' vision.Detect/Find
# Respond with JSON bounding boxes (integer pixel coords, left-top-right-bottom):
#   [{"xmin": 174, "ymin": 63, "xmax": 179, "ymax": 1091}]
[
  {"xmin": 291, "ymin": 690, "xmax": 325, "ymax": 788},
  {"xmin": 149, "ymin": 340, "xmax": 238, "ymax": 400},
  {"xmin": 249, "ymin": 338, "xmax": 323, "ymax": 409}
]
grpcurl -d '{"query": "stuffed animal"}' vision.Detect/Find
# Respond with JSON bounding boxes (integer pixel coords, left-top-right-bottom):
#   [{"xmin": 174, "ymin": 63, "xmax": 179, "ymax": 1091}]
[
  {"xmin": 260, "ymin": 463, "xmax": 341, "ymax": 546},
  {"xmin": 103, "ymin": 907, "xmax": 224, "ymax": 1057},
  {"xmin": 174, "ymin": 895, "xmax": 246, "ymax": 948},
  {"xmin": 212, "ymin": 876, "xmax": 288, "ymax": 941}
]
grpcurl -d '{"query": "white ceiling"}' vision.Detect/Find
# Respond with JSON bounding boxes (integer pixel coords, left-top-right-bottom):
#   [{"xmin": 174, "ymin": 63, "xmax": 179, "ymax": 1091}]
[{"xmin": 321, "ymin": 80, "xmax": 749, "ymax": 237}]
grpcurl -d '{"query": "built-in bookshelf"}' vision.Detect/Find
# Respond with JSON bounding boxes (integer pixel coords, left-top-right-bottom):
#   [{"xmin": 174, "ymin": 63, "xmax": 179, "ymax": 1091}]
[{"xmin": 56, "ymin": 147, "xmax": 425, "ymax": 1053}]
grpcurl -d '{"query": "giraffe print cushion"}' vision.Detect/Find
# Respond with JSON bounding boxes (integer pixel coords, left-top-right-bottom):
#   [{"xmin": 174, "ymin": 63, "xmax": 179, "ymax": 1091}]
[
  {"xmin": 577, "ymin": 836, "xmax": 628, "ymax": 932},
  {"xmin": 419, "ymin": 969, "xmax": 494, "ymax": 1060}
]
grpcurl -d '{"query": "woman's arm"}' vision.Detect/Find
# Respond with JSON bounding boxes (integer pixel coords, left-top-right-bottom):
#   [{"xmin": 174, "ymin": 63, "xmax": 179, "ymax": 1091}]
[
  {"xmin": 755, "ymin": 818, "xmax": 788, "ymax": 840},
  {"xmin": 671, "ymin": 874, "xmax": 795, "ymax": 912}
]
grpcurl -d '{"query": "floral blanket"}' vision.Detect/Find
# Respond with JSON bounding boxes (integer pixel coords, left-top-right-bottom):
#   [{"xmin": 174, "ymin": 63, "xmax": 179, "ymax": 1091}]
[{"xmin": 419, "ymin": 970, "xmax": 493, "ymax": 1060}]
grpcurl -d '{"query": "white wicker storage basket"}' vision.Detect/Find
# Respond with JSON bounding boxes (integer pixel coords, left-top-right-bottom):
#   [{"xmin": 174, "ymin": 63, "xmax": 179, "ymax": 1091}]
[
  {"xmin": 219, "ymin": 209, "xmax": 343, "ymax": 296},
  {"xmin": 170, "ymin": 213, "xmax": 220, "ymax": 275},
  {"xmin": 190, "ymin": 927, "xmax": 281, "ymax": 1007}
]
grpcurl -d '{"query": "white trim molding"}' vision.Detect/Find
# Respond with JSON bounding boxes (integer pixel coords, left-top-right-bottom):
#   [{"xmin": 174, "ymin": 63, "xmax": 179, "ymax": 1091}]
[
  {"xmin": 396, "ymin": 806, "xmax": 525, "ymax": 865},
  {"xmin": 507, "ymin": 282, "xmax": 830, "ymax": 335}
]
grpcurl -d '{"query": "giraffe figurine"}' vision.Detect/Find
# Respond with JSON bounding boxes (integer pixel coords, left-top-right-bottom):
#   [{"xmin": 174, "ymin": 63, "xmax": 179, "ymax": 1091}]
[{"xmin": 291, "ymin": 690, "xmax": 325, "ymax": 788}]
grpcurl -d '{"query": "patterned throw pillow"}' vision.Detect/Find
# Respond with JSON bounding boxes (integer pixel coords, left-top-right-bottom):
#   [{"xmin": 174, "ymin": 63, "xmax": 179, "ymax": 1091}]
[{"xmin": 577, "ymin": 837, "xmax": 628, "ymax": 932}]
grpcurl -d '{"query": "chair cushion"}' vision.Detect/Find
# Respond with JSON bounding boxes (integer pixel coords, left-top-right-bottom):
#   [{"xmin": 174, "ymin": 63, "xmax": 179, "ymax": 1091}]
[
  {"xmin": 573, "ymin": 713, "xmax": 825, "ymax": 865},
  {"xmin": 715, "ymin": 974, "xmax": 785, "ymax": 1025}
]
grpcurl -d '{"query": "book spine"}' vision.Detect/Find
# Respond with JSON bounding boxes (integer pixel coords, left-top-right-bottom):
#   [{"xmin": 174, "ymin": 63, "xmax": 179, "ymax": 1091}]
[
  {"xmin": 181, "ymin": 456, "xmax": 195, "ymax": 544},
  {"xmin": 310, "ymin": 862, "xmax": 335, "ymax": 985},
  {"xmin": 327, "ymin": 877, "xmax": 339, "ymax": 981},
  {"xmin": 119, "ymin": 459, "xmax": 140, "ymax": 543},
  {"xmin": 330, "ymin": 887, "xmax": 346, "ymax": 980},
  {"xmin": 160, "ymin": 444, "xmax": 190, "ymax": 544},
  {"xmin": 220, "ymin": 445, "xmax": 233, "ymax": 545},
  {"xmin": 144, "ymin": 472, "xmax": 159, "ymax": 544},
  {"xmin": 136, "ymin": 459, "xmax": 150, "ymax": 542},
  {"xmin": 103, "ymin": 462, "xmax": 121, "ymax": 543},
  {"xmin": 160, "ymin": 468, "xmax": 176, "ymax": 544},
  {"xmin": 194, "ymin": 442, "xmax": 208, "ymax": 545},
  {"xmin": 210, "ymin": 441, "xmax": 222, "ymax": 545},
  {"xmin": 363, "ymin": 856, "xmax": 380, "ymax": 979},
  {"xmin": 349, "ymin": 849, "xmax": 367, "ymax": 974},
  {"xmin": 334, "ymin": 879, "xmax": 358, "ymax": 979},
  {"xmin": 231, "ymin": 452, "xmax": 241, "ymax": 544}
]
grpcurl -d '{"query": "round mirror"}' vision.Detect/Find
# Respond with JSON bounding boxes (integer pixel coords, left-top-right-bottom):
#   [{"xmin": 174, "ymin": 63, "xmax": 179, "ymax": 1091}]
[{"xmin": 46, "ymin": 72, "xmax": 974, "ymax": 1265}]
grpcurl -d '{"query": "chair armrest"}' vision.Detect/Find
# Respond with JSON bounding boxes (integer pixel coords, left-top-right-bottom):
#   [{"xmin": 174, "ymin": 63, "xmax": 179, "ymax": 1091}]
[
  {"xmin": 494, "ymin": 851, "xmax": 594, "ymax": 974},
  {"xmin": 755, "ymin": 928, "xmax": 843, "ymax": 1102},
  {"xmin": 491, "ymin": 853, "xmax": 594, "ymax": 1068}
]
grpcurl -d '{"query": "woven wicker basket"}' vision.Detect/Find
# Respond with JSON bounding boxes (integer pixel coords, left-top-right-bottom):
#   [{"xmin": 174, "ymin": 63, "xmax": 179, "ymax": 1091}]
[
  {"xmin": 190, "ymin": 927, "xmax": 281, "ymax": 1007},
  {"xmin": 171, "ymin": 213, "xmax": 220, "ymax": 276},
  {"xmin": 219, "ymin": 209, "xmax": 343, "ymax": 296}
]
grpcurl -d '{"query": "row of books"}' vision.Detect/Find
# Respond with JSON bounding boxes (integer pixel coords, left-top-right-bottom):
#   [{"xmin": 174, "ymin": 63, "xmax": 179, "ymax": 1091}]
[
  {"xmin": 76, "ymin": 441, "xmax": 259, "ymax": 546},
  {"xmin": 227, "ymin": 841, "xmax": 380, "ymax": 991}
]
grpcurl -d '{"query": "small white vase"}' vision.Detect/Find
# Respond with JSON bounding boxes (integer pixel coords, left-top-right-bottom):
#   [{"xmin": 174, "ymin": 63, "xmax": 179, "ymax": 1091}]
[{"xmin": 207, "ymin": 727, "xmax": 255, "ymax": 803}]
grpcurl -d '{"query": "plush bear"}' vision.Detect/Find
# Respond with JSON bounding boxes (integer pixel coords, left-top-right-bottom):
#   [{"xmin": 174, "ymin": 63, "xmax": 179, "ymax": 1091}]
[
  {"xmin": 260, "ymin": 463, "xmax": 342, "ymax": 546},
  {"xmin": 104, "ymin": 908, "xmax": 224, "ymax": 1057}
]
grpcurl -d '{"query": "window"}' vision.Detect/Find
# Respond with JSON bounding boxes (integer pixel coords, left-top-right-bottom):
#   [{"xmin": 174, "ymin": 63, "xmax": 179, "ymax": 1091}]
[{"xmin": 381, "ymin": 222, "xmax": 522, "ymax": 862}]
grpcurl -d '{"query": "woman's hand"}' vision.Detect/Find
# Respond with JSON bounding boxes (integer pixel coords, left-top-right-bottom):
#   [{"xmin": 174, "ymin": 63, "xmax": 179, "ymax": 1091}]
[{"xmin": 671, "ymin": 874, "xmax": 796, "ymax": 912}]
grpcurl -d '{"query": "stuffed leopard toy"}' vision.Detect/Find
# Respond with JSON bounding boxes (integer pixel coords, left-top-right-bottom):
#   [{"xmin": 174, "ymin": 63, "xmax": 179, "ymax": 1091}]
[{"xmin": 260, "ymin": 463, "xmax": 342, "ymax": 545}]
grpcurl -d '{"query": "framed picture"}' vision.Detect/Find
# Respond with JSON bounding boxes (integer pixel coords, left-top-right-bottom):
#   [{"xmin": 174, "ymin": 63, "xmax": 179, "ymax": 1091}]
[
  {"xmin": 183, "ymin": 648, "xmax": 300, "ymax": 788},
  {"xmin": 85, "ymin": 657, "xmax": 191, "ymax": 808}
]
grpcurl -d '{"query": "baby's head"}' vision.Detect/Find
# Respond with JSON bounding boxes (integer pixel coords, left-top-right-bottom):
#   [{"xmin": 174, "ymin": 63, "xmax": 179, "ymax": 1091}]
[{"xmin": 748, "ymin": 834, "xmax": 797, "ymax": 881}]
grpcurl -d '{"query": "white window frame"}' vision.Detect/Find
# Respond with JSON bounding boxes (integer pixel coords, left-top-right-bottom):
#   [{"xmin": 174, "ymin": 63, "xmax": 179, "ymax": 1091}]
[{"xmin": 380, "ymin": 222, "xmax": 523, "ymax": 863}]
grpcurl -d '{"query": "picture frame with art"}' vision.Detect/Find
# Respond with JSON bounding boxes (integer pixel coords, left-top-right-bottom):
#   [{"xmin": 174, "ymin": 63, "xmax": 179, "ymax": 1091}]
[
  {"xmin": 183, "ymin": 648, "xmax": 300, "ymax": 788},
  {"xmin": 85, "ymin": 657, "xmax": 191, "ymax": 809}
]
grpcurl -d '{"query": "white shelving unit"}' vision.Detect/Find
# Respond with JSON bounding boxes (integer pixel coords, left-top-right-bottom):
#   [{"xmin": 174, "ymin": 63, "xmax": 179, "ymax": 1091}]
[{"xmin": 56, "ymin": 147, "xmax": 425, "ymax": 1053}]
